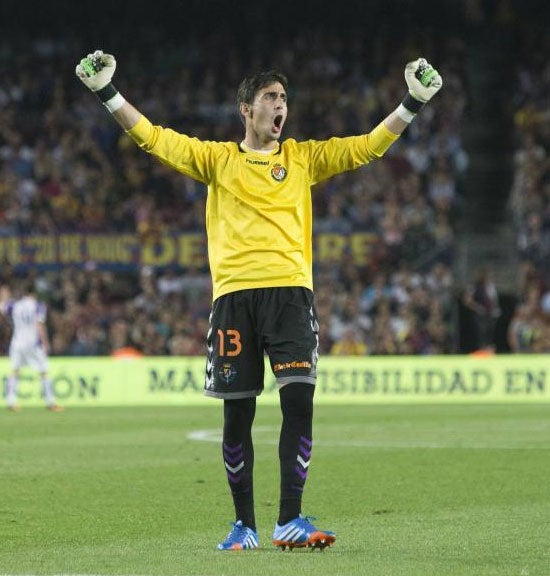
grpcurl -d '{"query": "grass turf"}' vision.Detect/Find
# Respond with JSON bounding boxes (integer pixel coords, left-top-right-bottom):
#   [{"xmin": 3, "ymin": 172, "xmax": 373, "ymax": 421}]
[{"xmin": 1, "ymin": 404, "xmax": 549, "ymax": 576}]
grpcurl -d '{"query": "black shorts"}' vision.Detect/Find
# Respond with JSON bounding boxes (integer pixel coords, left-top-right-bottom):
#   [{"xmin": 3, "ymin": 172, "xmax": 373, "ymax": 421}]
[{"xmin": 204, "ymin": 287, "xmax": 319, "ymax": 399}]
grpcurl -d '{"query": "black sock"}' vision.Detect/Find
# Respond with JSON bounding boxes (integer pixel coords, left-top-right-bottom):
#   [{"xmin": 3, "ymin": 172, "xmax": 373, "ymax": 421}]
[
  {"xmin": 223, "ymin": 397, "xmax": 256, "ymax": 531},
  {"xmin": 278, "ymin": 382, "xmax": 315, "ymax": 526}
]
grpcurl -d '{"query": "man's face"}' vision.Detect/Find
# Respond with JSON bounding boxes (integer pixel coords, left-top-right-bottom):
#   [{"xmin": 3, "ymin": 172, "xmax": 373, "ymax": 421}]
[{"xmin": 242, "ymin": 82, "xmax": 287, "ymax": 144}]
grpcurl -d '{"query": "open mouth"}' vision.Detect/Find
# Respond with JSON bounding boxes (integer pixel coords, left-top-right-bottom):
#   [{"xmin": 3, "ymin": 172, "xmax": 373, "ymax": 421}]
[{"xmin": 273, "ymin": 115, "xmax": 283, "ymax": 130}]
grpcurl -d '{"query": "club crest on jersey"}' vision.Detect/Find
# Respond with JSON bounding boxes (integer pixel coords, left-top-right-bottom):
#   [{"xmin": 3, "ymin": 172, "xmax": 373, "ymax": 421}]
[
  {"xmin": 270, "ymin": 163, "xmax": 287, "ymax": 182},
  {"xmin": 219, "ymin": 362, "xmax": 237, "ymax": 385}
]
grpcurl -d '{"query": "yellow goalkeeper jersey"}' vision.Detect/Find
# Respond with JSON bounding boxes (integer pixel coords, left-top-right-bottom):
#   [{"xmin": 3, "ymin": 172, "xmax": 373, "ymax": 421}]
[{"xmin": 127, "ymin": 116, "xmax": 398, "ymax": 301}]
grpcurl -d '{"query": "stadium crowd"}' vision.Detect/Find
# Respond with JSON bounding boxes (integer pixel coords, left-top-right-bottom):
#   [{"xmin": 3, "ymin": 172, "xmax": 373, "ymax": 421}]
[
  {"xmin": 1, "ymin": 23, "xmax": 469, "ymax": 357},
  {"xmin": 506, "ymin": 25, "xmax": 550, "ymax": 353}
]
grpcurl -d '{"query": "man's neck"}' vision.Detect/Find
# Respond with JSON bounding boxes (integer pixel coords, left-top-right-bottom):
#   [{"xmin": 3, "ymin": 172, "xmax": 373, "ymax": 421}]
[{"xmin": 241, "ymin": 140, "xmax": 278, "ymax": 153}]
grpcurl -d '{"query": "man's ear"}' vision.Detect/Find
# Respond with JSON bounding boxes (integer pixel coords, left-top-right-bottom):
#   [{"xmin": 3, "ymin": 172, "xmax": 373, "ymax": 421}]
[{"xmin": 240, "ymin": 102, "xmax": 252, "ymax": 118}]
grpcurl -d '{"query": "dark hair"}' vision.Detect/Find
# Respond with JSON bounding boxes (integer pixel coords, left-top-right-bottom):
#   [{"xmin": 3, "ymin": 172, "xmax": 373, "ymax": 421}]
[
  {"xmin": 237, "ymin": 70, "xmax": 288, "ymax": 122},
  {"xmin": 14, "ymin": 278, "xmax": 34, "ymax": 298}
]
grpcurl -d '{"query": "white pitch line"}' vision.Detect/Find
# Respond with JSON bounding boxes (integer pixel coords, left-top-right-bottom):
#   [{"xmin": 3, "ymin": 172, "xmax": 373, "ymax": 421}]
[{"xmin": 187, "ymin": 427, "xmax": 550, "ymax": 450}]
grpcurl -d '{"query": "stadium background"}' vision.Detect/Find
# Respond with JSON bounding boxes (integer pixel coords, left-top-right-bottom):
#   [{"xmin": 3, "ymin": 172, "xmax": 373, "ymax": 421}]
[
  {"xmin": 0, "ymin": 0, "xmax": 548, "ymax": 359},
  {"xmin": 1, "ymin": 4, "xmax": 549, "ymax": 575}
]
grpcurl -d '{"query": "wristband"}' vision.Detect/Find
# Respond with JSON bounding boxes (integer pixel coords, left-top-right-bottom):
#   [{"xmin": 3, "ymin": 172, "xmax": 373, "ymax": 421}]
[
  {"xmin": 396, "ymin": 103, "xmax": 416, "ymax": 123},
  {"xmin": 401, "ymin": 92, "xmax": 425, "ymax": 114},
  {"xmin": 95, "ymin": 82, "xmax": 118, "ymax": 102},
  {"xmin": 103, "ymin": 92, "xmax": 126, "ymax": 113},
  {"xmin": 94, "ymin": 82, "xmax": 126, "ymax": 113}
]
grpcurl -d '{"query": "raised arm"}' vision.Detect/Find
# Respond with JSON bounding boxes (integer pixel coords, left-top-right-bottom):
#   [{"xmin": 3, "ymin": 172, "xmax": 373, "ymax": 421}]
[
  {"xmin": 75, "ymin": 50, "xmax": 140, "ymax": 130},
  {"xmin": 384, "ymin": 58, "xmax": 443, "ymax": 135}
]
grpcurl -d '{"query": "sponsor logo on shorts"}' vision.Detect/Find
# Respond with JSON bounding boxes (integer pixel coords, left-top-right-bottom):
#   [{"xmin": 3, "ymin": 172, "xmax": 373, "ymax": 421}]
[
  {"xmin": 219, "ymin": 362, "xmax": 237, "ymax": 385},
  {"xmin": 273, "ymin": 360, "xmax": 312, "ymax": 372}
]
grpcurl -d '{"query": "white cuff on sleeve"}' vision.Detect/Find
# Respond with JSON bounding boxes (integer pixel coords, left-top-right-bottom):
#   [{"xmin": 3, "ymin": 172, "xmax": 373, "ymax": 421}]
[
  {"xmin": 396, "ymin": 103, "xmax": 417, "ymax": 123},
  {"xmin": 103, "ymin": 92, "xmax": 126, "ymax": 113}
]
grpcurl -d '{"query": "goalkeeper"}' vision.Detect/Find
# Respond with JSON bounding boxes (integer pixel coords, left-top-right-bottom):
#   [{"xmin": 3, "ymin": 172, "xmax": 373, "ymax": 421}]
[{"xmin": 76, "ymin": 51, "xmax": 442, "ymax": 551}]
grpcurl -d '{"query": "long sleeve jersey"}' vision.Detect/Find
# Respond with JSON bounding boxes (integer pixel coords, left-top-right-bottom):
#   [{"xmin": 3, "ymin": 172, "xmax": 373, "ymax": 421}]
[{"xmin": 127, "ymin": 117, "xmax": 398, "ymax": 301}]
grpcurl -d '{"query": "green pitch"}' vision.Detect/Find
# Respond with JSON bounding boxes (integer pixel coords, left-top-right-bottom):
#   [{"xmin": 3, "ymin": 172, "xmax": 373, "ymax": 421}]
[{"xmin": 1, "ymin": 404, "xmax": 549, "ymax": 576}]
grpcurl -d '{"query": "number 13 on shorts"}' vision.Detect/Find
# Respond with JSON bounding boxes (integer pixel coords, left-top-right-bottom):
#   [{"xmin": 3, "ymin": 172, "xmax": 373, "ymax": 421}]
[{"xmin": 217, "ymin": 328, "xmax": 242, "ymax": 357}]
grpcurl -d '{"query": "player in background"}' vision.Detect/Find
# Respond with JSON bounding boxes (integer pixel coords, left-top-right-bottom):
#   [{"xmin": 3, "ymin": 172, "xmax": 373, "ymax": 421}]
[
  {"xmin": 76, "ymin": 50, "xmax": 442, "ymax": 551},
  {"xmin": 0, "ymin": 281, "xmax": 63, "ymax": 412}
]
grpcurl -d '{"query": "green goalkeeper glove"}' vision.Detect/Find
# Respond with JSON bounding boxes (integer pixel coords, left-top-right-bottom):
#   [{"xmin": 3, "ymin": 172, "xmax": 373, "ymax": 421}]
[
  {"xmin": 405, "ymin": 58, "xmax": 443, "ymax": 103},
  {"xmin": 398, "ymin": 57, "xmax": 443, "ymax": 122},
  {"xmin": 75, "ymin": 50, "xmax": 116, "ymax": 91},
  {"xmin": 75, "ymin": 50, "xmax": 125, "ymax": 112}
]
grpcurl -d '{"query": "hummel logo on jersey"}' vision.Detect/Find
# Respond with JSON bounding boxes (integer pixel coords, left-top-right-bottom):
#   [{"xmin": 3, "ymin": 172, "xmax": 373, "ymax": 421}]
[{"xmin": 271, "ymin": 163, "xmax": 287, "ymax": 181}]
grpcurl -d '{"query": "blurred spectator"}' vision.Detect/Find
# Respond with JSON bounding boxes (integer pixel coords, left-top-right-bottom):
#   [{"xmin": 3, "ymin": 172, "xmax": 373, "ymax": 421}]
[
  {"xmin": 330, "ymin": 327, "xmax": 368, "ymax": 356},
  {"xmin": 463, "ymin": 267, "xmax": 501, "ymax": 352},
  {"xmin": 507, "ymin": 302, "xmax": 539, "ymax": 353}
]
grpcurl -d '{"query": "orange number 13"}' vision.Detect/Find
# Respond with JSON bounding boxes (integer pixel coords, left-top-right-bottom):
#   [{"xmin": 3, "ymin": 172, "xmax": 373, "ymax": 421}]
[{"xmin": 217, "ymin": 329, "xmax": 242, "ymax": 357}]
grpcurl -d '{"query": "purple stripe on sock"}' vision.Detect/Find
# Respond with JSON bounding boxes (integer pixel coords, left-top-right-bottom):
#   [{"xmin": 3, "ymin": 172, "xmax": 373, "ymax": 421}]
[
  {"xmin": 226, "ymin": 471, "xmax": 242, "ymax": 484},
  {"xmin": 299, "ymin": 436, "xmax": 312, "ymax": 448},
  {"xmin": 295, "ymin": 466, "xmax": 308, "ymax": 480},
  {"xmin": 298, "ymin": 445, "xmax": 311, "ymax": 459},
  {"xmin": 223, "ymin": 443, "xmax": 243, "ymax": 455},
  {"xmin": 224, "ymin": 452, "xmax": 244, "ymax": 465}
]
